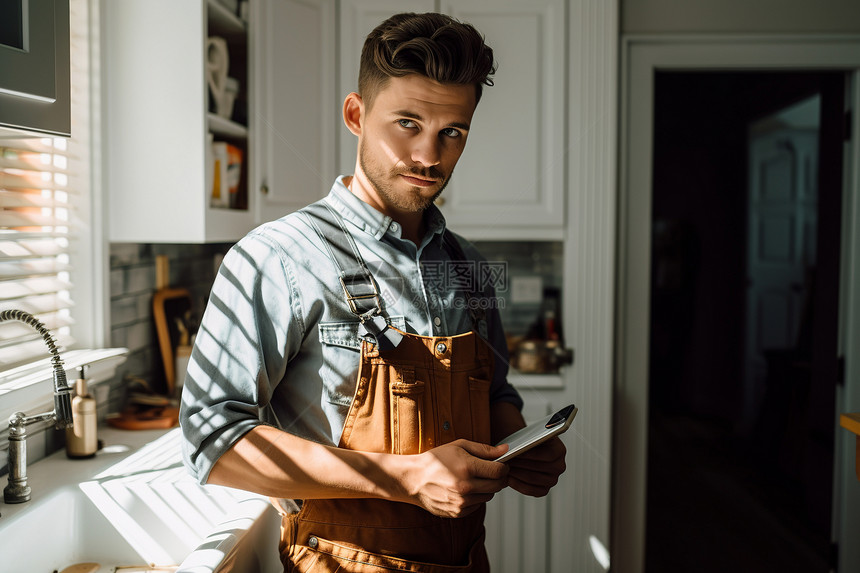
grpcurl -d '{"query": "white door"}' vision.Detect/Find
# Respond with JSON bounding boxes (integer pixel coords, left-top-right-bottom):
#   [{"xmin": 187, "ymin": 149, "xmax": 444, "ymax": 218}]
[{"xmin": 744, "ymin": 123, "xmax": 818, "ymax": 428}]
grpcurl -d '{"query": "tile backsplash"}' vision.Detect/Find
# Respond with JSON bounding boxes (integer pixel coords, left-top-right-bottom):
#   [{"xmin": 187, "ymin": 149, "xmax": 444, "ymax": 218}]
[
  {"xmin": 471, "ymin": 240, "xmax": 564, "ymax": 338},
  {"xmin": 106, "ymin": 242, "xmax": 234, "ymax": 407}
]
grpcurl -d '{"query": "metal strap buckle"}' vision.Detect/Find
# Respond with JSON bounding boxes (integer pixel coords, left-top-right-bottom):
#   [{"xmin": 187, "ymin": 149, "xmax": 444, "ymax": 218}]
[{"xmin": 339, "ymin": 275, "xmax": 382, "ymax": 316}]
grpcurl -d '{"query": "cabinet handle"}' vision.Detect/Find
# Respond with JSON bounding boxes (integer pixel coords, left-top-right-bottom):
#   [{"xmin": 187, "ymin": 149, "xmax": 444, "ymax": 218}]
[{"xmin": 260, "ymin": 183, "xmax": 269, "ymax": 195}]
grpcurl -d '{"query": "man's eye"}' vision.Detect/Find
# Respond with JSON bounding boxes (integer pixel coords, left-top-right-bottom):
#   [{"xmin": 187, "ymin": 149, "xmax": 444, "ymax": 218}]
[
  {"xmin": 441, "ymin": 128, "xmax": 461, "ymax": 138},
  {"xmin": 398, "ymin": 119, "xmax": 417, "ymax": 128}
]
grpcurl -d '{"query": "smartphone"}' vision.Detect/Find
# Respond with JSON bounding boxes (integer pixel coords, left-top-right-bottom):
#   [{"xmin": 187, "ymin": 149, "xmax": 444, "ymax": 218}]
[{"xmin": 493, "ymin": 404, "xmax": 577, "ymax": 463}]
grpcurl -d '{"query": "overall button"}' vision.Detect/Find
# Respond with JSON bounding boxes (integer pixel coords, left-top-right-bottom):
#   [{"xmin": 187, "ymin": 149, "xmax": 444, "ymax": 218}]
[
  {"xmin": 308, "ymin": 536, "xmax": 319, "ymax": 549},
  {"xmin": 435, "ymin": 342, "xmax": 448, "ymax": 355},
  {"xmin": 442, "ymin": 421, "xmax": 451, "ymax": 431},
  {"xmin": 390, "ymin": 222, "xmax": 399, "ymax": 233}
]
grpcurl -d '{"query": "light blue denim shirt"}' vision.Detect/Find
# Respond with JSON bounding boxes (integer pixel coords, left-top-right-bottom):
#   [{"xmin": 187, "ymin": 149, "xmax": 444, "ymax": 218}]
[{"xmin": 180, "ymin": 176, "xmax": 522, "ymax": 484}]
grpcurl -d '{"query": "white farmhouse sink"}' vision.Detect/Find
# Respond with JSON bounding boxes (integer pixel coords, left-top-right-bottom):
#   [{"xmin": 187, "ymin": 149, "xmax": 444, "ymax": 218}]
[{"xmin": 0, "ymin": 428, "xmax": 281, "ymax": 573}]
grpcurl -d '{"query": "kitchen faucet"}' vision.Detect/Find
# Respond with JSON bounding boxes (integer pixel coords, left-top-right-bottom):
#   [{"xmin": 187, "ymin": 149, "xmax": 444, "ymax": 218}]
[{"xmin": 1, "ymin": 310, "xmax": 74, "ymax": 504}]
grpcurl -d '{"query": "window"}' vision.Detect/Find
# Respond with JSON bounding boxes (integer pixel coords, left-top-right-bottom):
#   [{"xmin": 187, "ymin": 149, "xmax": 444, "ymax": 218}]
[{"xmin": 0, "ymin": 136, "xmax": 75, "ymax": 368}]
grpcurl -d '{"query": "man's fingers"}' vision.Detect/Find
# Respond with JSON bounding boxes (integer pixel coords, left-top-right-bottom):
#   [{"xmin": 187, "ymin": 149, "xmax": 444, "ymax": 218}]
[
  {"xmin": 508, "ymin": 474, "xmax": 553, "ymax": 498},
  {"xmin": 458, "ymin": 439, "xmax": 509, "ymax": 460},
  {"xmin": 457, "ymin": 440, "xmax": 510, "ymax": 481},
  {"xmin": 509, "ymin": 437, "xmax": 566, "ymax": 462}
]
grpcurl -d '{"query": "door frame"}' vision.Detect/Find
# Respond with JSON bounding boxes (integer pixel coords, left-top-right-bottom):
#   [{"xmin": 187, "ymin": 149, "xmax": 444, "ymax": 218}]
[{"xmin": 616, "ymin": 35, "xmax": 860, "ymax": 573}]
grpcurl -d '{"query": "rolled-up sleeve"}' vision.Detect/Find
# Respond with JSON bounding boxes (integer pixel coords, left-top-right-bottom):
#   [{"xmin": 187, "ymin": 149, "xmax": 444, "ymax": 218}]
[{"xmin": 179, "ymin": 231, "xmax": 305, "ymax": 484}]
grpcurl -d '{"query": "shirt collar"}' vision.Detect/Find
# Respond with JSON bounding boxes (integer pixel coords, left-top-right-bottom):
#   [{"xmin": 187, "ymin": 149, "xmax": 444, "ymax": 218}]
[{"xmin": 324, "ymin": 176, "xmax": 448, "ymax": 243}]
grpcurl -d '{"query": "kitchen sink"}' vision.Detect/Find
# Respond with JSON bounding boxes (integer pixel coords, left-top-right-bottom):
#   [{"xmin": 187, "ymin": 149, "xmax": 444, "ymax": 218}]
[
  {"xmin": 3, "ymin": 481, "xmax": 164, "ymax": 572},
  {"xmin": 0, "ymin": 428, "xmax": 280, "ymax": 573}
]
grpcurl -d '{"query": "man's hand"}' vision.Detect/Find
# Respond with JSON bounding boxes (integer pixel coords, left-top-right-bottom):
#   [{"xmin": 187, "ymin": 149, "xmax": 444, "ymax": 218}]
[
  {"xmin": 489, "ymin": 400, "xmax": 568, "ymax": 498},
  {"xmin": 504, "ymin": 436, "xmax": 566, "ymax": 497},
  {"xmin": 403, "ymin": 439, "xmax": 510, "ymax": 518}
]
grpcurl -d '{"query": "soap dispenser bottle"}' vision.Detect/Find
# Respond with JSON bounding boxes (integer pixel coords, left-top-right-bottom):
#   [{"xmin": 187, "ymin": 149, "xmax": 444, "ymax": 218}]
[{"xmin": 66, "ymin": 365, "xmax": 98, "ymax": 459}]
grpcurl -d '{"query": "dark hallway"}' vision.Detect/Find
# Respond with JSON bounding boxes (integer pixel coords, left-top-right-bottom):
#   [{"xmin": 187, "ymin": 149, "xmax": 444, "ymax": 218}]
[{"xmin": 645, "ymin": 71, "xmax": 845, "ymax": 572}]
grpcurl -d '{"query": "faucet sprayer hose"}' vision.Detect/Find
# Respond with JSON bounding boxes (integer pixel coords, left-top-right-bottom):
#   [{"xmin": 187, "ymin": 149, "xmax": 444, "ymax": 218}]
[
  {"xmin": 0, "ymin": 309, "xmax": 64, "ymax": 367},
  {"xmin": 53, "ymin": 369, "xmax": 74, "ymax": 429},
  {"xmin": 0, "ymin": 309, "xmax": 74, "ymax": 429}
]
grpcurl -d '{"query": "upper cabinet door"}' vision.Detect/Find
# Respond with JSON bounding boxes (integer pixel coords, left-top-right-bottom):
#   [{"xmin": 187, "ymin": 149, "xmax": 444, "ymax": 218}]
[
  {"xmin": 106, "ymin": 0, "xmax": 257, "ymax": 243},
  {"xmin": 337, "ymin": 0, "xmax": 436, "ymax": 176},
  {"xmin": 438, "ymin": 0, "xmax": 566, "ymax": 238},
  {"xmin": 254, "ymin": 0, "xmax": 337, "ymax": 224},
  {"xmin": 335, "ymin": 0, "xmax": 566, "ymax": 239},
  {"xmin": 0, "ymin": 0, "xmax": 70, "ymax": 137}
]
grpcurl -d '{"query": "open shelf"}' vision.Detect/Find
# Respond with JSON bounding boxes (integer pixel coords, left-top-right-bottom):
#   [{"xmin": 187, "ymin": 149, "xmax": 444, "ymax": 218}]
[
  {"xmin": 208, "ymin": 112, "xmax": 248, "ymax": 138},
  {"xmin": 207, "ymin": 0, "xmax": 246, "ymax": 38}
]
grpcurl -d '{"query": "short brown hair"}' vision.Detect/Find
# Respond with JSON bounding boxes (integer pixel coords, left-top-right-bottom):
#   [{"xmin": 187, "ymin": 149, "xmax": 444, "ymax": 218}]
[{"xmin": 358, "ymin": 12, "xmax": 496, "ymax": 110}]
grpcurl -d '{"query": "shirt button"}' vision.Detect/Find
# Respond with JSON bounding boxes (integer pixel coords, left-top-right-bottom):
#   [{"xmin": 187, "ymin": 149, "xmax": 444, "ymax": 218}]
[
  {"xmin": 442, "ymin": 421, "xmax": 451, "ymax": 431},
  {"xmin": 390, "ymin": 222, "xmax": 399, "ymax": 233},
  {"xmin": 435, "ymin": 342, "xmax": 447, "ymax": 355},
  {"xmin": 433, "ymin": 316, "xmax": 441, "ymax": 327}
]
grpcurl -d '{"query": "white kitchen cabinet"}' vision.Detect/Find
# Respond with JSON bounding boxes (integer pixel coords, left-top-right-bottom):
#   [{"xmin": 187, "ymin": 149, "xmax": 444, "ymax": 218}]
[
  {"xmin": 0, "ymin": 0, "xmax": 70, "ymax": 137},
  {"xmin": 253, "ymin": 0, "xmax": 337, "ymax": 223},
  {"xmin": 336, "ymin": 0, "xmax": 566, "ymax": 240},
  {"xmin": 337, "ymin": 0, "xmax": 437, "ymax": 175},
  {"xmin": 106, "ymin": 0, "xmax": 256, "ymax": 243},
  {"xmin": 438, "ymin": 0, "xmax": 566, "ymax": 240}
]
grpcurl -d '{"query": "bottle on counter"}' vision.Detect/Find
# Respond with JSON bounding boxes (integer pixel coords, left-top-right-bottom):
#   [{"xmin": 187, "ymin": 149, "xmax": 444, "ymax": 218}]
[{"xmin": 66, "ymin": 365, "xmax": 98, "ymax": 459}]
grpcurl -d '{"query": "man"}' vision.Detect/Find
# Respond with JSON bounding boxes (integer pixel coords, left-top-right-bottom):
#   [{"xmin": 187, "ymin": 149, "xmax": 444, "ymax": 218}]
[{"xmin": 180, "ymin": 12, "xmax": 566, "ymax": 572}]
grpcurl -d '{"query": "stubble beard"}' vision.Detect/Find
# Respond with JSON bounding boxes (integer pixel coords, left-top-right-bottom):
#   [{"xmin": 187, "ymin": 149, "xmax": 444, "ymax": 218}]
[{"xmin": 358, "ymin": 141, "xmax": 452, "ymax": 213}]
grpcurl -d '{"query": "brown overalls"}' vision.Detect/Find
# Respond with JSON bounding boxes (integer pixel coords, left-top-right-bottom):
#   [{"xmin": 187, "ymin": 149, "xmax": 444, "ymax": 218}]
[{"xmin": 277, "ymin": 203, "xmax": 495, "ymax": 572}]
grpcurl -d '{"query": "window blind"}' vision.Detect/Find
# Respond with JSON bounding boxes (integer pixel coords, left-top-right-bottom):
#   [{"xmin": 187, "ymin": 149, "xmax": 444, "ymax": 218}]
[
  {"xmin": 0, "ymin": 0, "xmax": 96, "ymax": 374},
  {"xmin": 0, "ymin": 137, "xmax": 76, "ymax": 369}
]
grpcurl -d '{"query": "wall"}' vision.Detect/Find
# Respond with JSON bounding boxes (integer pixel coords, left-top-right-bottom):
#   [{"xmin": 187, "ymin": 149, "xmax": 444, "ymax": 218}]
[
  {"xmin": 472, "ymin": 241, "xmax": 564, "ymax": 338},
  {"xmin": 622, "ymin": 0, "xmax": 860, "ymax": 34},
  {"xmin": 106, "ymin": 242, "xmax": 233, "ymax": 411}
]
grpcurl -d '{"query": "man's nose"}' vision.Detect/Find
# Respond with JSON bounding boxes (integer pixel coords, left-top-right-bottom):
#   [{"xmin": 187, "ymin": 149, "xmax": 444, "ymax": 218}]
[{"xmin": 411, "ymin": 133, "xmax": 442, "ymax": 167}]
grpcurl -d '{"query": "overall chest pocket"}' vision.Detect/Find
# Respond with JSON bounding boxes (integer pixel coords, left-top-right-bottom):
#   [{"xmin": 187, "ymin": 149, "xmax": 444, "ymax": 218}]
[{"xmin": 318, "ymin": 316, "xmax": 406, "ymax": 407}]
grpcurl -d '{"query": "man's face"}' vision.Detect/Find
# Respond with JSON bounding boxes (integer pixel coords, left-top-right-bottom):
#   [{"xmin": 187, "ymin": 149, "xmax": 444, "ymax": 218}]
[{"xmin": 350, "ymin": 74, "xmax": 477, "ymax": 216}]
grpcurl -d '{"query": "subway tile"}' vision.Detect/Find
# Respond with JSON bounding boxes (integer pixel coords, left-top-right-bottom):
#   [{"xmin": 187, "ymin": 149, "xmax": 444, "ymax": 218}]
[
  {"xmin": 44, "ymin": 426, "xmax": 66, "ymax": 457},
  {"xmin": 110, "ymin": 294, "xmax": 150, "ymax": 326},
  {"xmin": 123, "ymin": 321, "xmax": 153, "ymax": 353},
  {"xmin": 24, "ymin": 429, "xmax": 46, "ymax": 465},
  {"xmin": 110, "ymin": 324, "xmax": 127, "ymax": 348},
  {"xmin": 109, "ymin": 268, "xmax": 125, "ymax": 297},
  {"xmin": 110, "ymin": 320, "xmax": 153, "ymax": 353},
  {"xmin": 115, "ymin": 349, "xmax": 157, "ymax": 386},
  {"xmin": 110, "ymin": 243, "xmax": 142, "ymax": 267},
  {"xmin": 125, "ymin": 265, "xmax": 156, "ymax": 294}
]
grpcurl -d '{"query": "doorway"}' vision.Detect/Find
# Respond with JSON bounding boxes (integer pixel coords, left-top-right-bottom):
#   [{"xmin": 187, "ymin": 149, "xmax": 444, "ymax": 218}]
[{"xmin": 645, "ymin": 72, "xmax": 845, "ymax": 572}]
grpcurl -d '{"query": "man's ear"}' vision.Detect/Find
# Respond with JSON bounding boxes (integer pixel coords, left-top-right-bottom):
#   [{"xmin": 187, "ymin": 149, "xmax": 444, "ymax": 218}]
[{"xmin": 343, "ymin": 92, "xmax": 364, "ymax": 136}]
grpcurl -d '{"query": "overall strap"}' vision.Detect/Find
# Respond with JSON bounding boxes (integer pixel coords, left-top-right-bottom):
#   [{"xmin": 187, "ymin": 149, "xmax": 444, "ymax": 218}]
[{"xmin": 301, "ymin": 201, "xmax": 403, "ymax": 350}]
